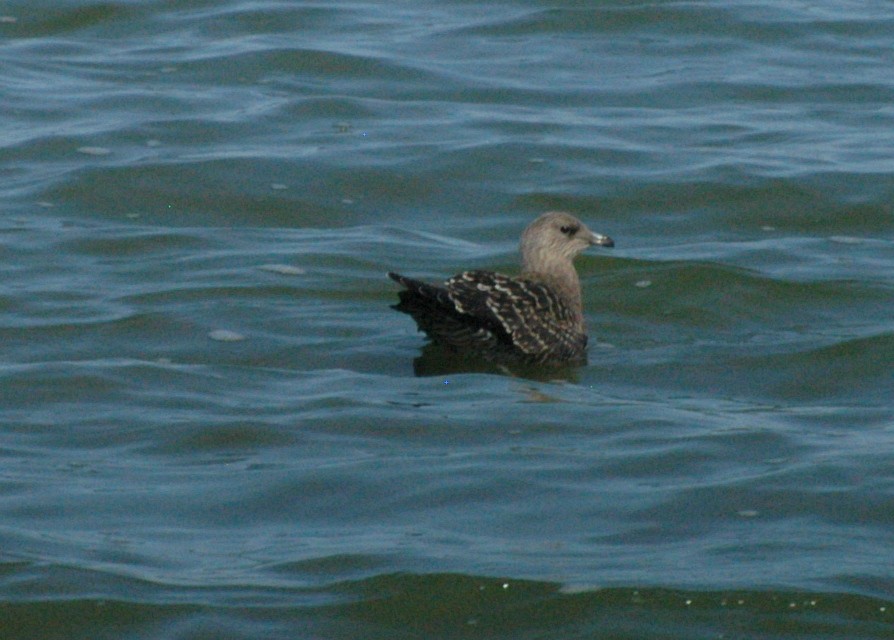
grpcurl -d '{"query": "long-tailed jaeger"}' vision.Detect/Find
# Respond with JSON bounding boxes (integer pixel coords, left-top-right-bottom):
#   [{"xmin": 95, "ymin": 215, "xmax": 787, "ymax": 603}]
[{"xmin": 388, "ymin": 211, "xmax": 614, "ymax": 364}]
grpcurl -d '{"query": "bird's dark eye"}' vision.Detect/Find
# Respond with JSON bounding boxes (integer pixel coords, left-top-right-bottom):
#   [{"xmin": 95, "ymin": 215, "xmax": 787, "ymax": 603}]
[{"xmin": 560, "ymin": 225, "xmax": 578, "ymax": 236}]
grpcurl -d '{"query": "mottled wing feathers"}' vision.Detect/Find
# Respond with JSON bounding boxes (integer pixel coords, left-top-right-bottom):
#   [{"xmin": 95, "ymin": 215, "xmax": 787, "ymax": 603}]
[
  {"xmin": 387, "ymin": 272, "xmax": 512, "ymax": 352},
  {"xmin": 446, "ymin": 271, "xmax": 585, "ymax": 360},
  {"xmin": 389, "ymin": 270, "xmax": 586, "ymax": 362}
]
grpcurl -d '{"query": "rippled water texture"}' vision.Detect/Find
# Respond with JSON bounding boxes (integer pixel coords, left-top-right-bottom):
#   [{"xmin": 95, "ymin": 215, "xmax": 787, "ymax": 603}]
[{"xmin": 2, "ymin": 1, "xmax": 893, "ymax": 638}]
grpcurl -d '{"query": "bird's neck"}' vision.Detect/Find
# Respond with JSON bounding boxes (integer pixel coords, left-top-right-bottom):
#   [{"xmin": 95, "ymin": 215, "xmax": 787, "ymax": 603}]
[{"xmin": 521, "ymin": 254, "xmax": 584, "ymax": 321}]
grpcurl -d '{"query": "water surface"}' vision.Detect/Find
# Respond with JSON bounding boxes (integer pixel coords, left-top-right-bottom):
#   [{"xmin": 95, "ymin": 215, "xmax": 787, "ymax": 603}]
[{"xmin": 2, "ymin": 1, "xmax": 893, "ymax": 638}]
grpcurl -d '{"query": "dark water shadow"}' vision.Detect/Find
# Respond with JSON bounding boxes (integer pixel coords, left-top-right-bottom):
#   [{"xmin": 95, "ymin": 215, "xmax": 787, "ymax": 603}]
[
  {"xmin": 315, "ymin": 572, "xmax": 894, "ymax": 640},
  {"xmin": 408, "ymin": 343, "xmax": 583, "ymax": 383}
]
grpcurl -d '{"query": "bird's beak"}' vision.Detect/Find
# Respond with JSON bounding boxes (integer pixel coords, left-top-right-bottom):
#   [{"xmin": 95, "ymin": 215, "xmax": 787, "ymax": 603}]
[{"xmin": 590, "ymin": 232, "xmax": 614, "ymax": 248}]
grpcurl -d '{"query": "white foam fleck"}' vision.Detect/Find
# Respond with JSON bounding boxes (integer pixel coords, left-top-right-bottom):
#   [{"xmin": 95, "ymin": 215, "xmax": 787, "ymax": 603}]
[
  {"xmin": 829, "ymin": 235, "xmax": 863, "ymax": 245},
  {"xmin": 258, "ymin": 264, "xmax": 306, "ymax": 276},
  {"xmin": 208, "ymin": 329, "xmax": 246, "ymax": 342},
  {"xmin": 77, "ymin": 146, "xmax": 112, "ymax": 156},
  {"xmin": 635, "ymin": 279, "xmax": 652, "ymax": 288}
]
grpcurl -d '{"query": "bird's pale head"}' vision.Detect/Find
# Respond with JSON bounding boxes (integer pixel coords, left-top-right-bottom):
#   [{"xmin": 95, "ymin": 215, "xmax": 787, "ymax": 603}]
[{"xmin": 520, "ymin": 211, "xmax": 613, "ymax": 273}]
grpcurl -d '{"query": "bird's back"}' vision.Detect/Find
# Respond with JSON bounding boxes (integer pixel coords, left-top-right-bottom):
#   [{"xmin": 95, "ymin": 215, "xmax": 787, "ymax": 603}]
[{"xmin": 388, "ymin": 270, "xmax": 587, "ymax": 363}]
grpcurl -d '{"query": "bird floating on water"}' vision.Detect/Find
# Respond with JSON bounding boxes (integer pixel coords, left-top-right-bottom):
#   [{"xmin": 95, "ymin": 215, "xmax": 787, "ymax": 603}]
[{"xmin": 388, "ymin": 211, "xmax": 614, "ymax": 365}]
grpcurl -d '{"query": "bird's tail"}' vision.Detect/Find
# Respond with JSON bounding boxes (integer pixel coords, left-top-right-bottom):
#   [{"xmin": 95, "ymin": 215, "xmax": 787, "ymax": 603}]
[
  {"xmin": 387, "ymin": 271, "xmax": 508, "ymax": 354},
  {"xmin": 387, "ymin": 272, "xmax": 448, "ymax": 304}
]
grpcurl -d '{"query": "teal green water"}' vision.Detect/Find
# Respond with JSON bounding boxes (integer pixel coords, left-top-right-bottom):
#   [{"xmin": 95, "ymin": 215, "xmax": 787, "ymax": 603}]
[{"xmin": 2, "ymin": 1, "xmax": 893, "ymax": 638}]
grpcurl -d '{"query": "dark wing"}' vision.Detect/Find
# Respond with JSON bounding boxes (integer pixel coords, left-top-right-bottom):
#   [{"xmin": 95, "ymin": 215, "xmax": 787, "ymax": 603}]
[
  {"xmin": 387, "ymin": 271, "xmax": 512, "ymax": 352},
  {"xmin": 445, "ymin": 270, "xmax": 586, "ymax": 361}
]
